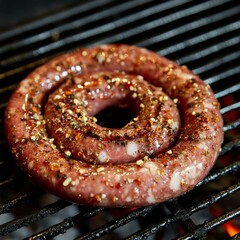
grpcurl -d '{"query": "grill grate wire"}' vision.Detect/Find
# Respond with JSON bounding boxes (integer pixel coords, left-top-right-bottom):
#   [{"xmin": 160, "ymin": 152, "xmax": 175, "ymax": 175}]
[{"xmin": 0, "ymin": 0, "xmax": 239, "ymax": 239}]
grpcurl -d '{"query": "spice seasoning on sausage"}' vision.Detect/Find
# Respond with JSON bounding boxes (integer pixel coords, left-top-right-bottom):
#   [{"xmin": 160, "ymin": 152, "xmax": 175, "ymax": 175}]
[
  {"xmin": 5, "ymin": 44, "xmax": 223, "ymax": 207},
  {"xmin": 44, "ymin": 72, "xmax": 180, "ymax": 164}
]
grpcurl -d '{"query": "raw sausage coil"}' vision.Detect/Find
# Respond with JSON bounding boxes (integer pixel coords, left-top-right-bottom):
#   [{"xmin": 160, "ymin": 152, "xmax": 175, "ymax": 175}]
[
  {"xmin": 44, "ymin": 71, "xmax": 180, "ymax": 165},
  {"xmin": 5, "ymin": 44, "xmax": 223, "ymax": 207}
]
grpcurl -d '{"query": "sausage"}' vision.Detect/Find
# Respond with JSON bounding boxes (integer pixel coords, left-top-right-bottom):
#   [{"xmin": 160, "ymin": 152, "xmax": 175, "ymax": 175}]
[
  {"xmin": 5, "ymin": 44, "xmax": 223, "ymax": 207},
  {"xmin": 44, "ymin": 71, "xmax": 180, "ymax": 164}
]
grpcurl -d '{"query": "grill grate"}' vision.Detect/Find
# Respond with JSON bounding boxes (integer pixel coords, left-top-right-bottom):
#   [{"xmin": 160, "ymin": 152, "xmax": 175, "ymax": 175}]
[{"xmin": 0, "ymin": 0, "xmax": 240, "ymax": 239}]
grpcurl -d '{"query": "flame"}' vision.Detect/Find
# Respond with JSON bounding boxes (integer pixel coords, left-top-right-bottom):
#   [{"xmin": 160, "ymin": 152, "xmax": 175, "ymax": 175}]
[
  {"xmin": 210, "ymin": 205, "xmax": 240, "ymax": 237},
  {"xmin": 223, "ymin": 221, "xmax": 240, "ymax": 237}
]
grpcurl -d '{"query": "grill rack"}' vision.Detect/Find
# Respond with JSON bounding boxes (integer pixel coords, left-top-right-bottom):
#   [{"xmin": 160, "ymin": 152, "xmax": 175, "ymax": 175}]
[{"xmin": 0, "ymin": 0, "xmax": 239, "ymax": 239}]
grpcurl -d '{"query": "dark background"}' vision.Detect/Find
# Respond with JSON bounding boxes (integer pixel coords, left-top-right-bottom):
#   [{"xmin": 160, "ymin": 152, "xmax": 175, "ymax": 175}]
[{"xmin": 0, "ymin": 0, "xmax": 80, "ymax": 32}]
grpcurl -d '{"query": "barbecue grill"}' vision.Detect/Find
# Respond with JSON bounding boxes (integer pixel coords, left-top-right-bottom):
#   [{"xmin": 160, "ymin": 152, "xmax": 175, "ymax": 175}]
[{"xmin": 0, "ymin": 0, "xmax": 239, "ymax": 239}]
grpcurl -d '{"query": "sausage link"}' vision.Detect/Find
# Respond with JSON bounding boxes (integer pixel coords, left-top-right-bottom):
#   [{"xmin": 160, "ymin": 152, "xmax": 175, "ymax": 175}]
[
  {"xmin": 5, "ymin": 44, "xmax": 223, "ymax": 207},
  {"xmin": 44, "ymin": 71, "xmax": 180, "ymax": 164}
]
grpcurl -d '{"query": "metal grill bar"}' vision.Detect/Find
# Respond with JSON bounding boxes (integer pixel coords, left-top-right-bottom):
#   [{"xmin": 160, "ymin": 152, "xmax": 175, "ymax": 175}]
[
  {"xmin": 0, "ymin": 191, "xmax": 41, "ymax": 215},
  {"xmin": 223, "ymin": 119, "xmax": 240, "ymax": 132},
  {"xmin": 136, "ymin": 6, "xmax": 240, "ymax": 49},
  {"xmin": 165, "ymin": 199, "xmax": 204, "ymax": 240},
  {"xmin": 205, "ymin": 66, "xmax": 240, "ymax": 84},
  {"xmin": 160, "ymin": 21, "xmax": 240, "ymax": 58},
  {"xmin": 0, "ymin": 0, "xmax": 111, "ymax": 42},
  {"xmin": 0, "ymin": 0, "xmax": 188, "ymax": 69},
  {"xmin": 178, "ymin": 206, "xmax": 240, "ymax": 240},
  {"xmin": 205, "ymin": 66, "xmax": 240, "ymax": 85},
  {"xmin": 0, "ymin": 55, "xmax": 55, "ymax": 82},
  {"xmin": 221, "ymin": 102, "xmax": 240, "ymax": 114},
  {"xmin": 92, "ymin": 0, "xmax": 233, "ymax": 47},
  {"xmin": 0, "ymin": 0, "xmax": 234, "ymax": 70},
  {"xmin": 25, "ymin": 207, "xmax": 104, "ymax": 240},
  {"xmin": 0, "ymin": 1, "xmax": 237, "ymax": 74},
  {"xmin": 0, "ymin": 195, "xmax": 28, "ymax": 215},
  {"xmin": 215, "ymin": 84, "xmax": 240, "ymax": 98},
  {"xmin": 193, "ymin": 50, "xmax": 240, "ymax": 76},
  {"xmin": 0, "ymin": 177, "xmax": 15, "ymax": 189},
  {"xmin": 198, "ymin": 160, "xmax": 240, "ymax": 187},
  {"xmin": 76, "ymin": 207, "xmax": 154, "ymax": 240},
  {"xmin": 0, "ymin": 0, "xmax": 239, "ymax": 239},
  {"xmin": 0, "ymin": 200, "xmax": 71, "ymax": 236},
  {"xmin": 0, "ymin": 0, "xmax": 151, "ymax": 55},
  {"xmin": 126, "ymin": 183, "xmax": 240, "ymax": 240}
]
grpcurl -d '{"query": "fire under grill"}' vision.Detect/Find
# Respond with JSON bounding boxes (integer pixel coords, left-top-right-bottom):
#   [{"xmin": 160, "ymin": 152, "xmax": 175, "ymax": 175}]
[{"xmin": 0, "ymin": 0, "xmax": 239, "ymax": 239}]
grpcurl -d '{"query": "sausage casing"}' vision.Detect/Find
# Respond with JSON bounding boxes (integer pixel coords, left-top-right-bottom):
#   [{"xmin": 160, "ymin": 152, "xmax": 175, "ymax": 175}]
[{"xmin": 5, "ymin": 44, "xmax": 223, "ymax": 207}]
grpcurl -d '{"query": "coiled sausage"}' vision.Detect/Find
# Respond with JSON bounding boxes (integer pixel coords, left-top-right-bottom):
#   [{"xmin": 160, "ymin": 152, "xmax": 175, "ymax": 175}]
[{"xmin": 5, "ymin": 44, "xmax": 223, "ymax": 207}]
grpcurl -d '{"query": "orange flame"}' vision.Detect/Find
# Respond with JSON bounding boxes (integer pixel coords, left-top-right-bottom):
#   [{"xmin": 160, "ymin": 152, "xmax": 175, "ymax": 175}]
[
  {"xmin": 223, "ymin": 221, "xmax": 240, "ymax": 237},
  {"xmin": 210, "ymin": 205, "xmax": 240, "ymax": 237}
]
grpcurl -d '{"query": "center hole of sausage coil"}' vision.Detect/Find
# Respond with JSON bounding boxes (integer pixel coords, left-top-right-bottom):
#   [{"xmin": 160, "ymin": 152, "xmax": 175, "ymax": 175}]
[{"xmin": 94, "ymin": 105, "xmax": 136, "ymax": 129}]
